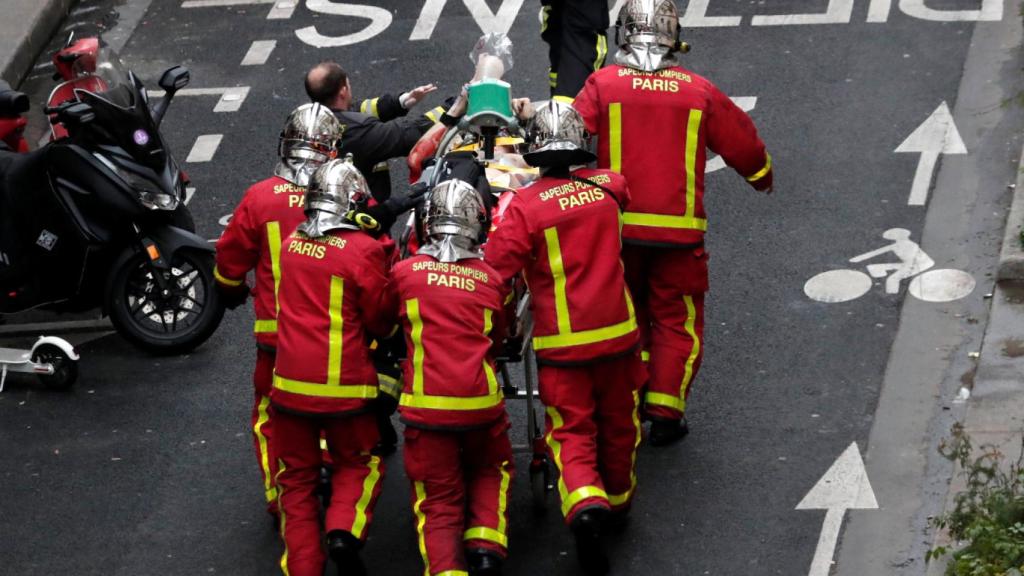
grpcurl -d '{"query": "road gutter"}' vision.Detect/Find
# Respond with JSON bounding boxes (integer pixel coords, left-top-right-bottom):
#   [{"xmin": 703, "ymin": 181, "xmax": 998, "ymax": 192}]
[{"xmin": 834, "ymin": 1, "xmax": 1024, "ymax": 574}]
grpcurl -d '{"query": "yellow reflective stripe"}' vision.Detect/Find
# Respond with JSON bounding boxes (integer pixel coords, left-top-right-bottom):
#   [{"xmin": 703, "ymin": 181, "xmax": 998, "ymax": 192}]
[
  {"xmin": 267, "ymin": 222, "xmax": 283, "ymax": 316},
  {"xmin": 408, "ymin": 299, "xmax": 425, "ymax": 396},
  {"xmin": 350, "ymin": 455, "xmax": 382, "ymax": 539},
  {"xmin": 609, "ymin": 103, "xmax": 622, "ymax": 173},
  {"xmin": 400, "ymin": 392, "xmax": 502, "ymax": 410},
  {"xmin": 678, "ymin": 295, "xmax": 700, "ymax": 403},
  {"xmin": 747, "ymin": 153, "xmax": 772, "ymax": 182},
  {"xmin": 435, "ymin": 572, "xmax": 469, "ymax": 576},
  {"xmin": 413, "ymin": 481, "xmax": 430, "ymax": 576},
  {"xmin": 497, "ymin": 459, "xmax": 511, "ymax": 538},
  {"xmin": 213, "ymin": 266, "xmax": 243, "ymax": 287},
  {"xmin": 360, "ymin": 98, "xmax": 380, "ymax": 118},
  {"xmin": 548, "ymin": 70, "xmax": 558, "ymax": 88},
  {"xmin": 483, "ymin": 308, "xmax": 498, "ymax": 395},
  {"xmin": 540, "ymin": 5, "xmax": 550, "ymax": 32},
  {"xmin": 533, "ymin": 288, "xmax": 637, "ymax": 350},
  {"xmin": 424, "ymin": 106, "xmax": 444, "ymax": 123},
  {"xmin": 594, "ymin": 34, "xmax": 607, "ymax": 71},
  {"xmin": 320, "ymin": 437, "xmax": 328, "ymax": 451},
  {"xmin": 464, "ymin": 526, "xmax": 507, "ymax": 547},
  {"xmin": 553, "ymin": 95, "xmax": 575, "ymax": 104},
  {"xmin": 562, "ymin": 486, "xmax": 609, "ymax": 518},
  {"xmin": 685, "ymin": 109, "xmax": 702, "ymax": 218},
  {"xmin": 645, "ymin": 391, "xmax": 685, "ymax": 412},
  {"xmin": 544, "ymin": 228, "xmax": 572, "ymax": 335},
  {"xmin": 377, "ymin": 373, "xmax": 402, "ymax": 400},
  {"xmin": 272, "ymin": 375, "xmax": 377, "ymax": 399},
  {"xmin": 327, "ymin": 277, "xmax": 344, "ymax": 386},
  {"xmin": 254, "ymin": 395, "xmax": 277, "ymax": 502},
  {"xmin": 276, "ymin": 460, "xmax": 290, "ymax": 576},
  {"xmin": 609, "ymin": 390, "xmax": 641, "ymax": 507},
  {"xmin": 360, "ymin": 100, "xmax": 369, "ymax": 114},
  {"xmin": 641, "ymin": 350, "xmax": 650, "ymax": 362},
  {"xmin": 621, "ymin": 211, "xmax": 708, "ymax": 231},
  {"xmin": 547, "ymin": 405, "xmax": 594, "ymax": 518},
  {"xmin": 254, "ymin": 319, "xmax": 278, "ymax": 333}
]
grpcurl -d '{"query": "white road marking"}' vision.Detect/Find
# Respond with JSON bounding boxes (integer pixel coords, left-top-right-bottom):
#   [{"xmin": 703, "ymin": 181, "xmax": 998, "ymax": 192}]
[
  {"xmin": 752, "ymin": 0, "xmax": 854, "ymax": 25},
  {"xmin": 148, "ymin": 87, "xmax": 250, "ymax": 113},
  {"xmin": 680, "ymin": 0, "xmax": 742, "ymax": 27},
  {"xmin": 900, "ymin": 0, "xmax": 1003, "ymax": 21},
  {"xmin": 241, "ymin": 40, "xmax": 276, "ymax": 66},
  {"xmin": 182, "ymin": 0, "xmax": 274, "ymax": 7},
  {"xmin": 804, "ymin": 270, "xmax": 873, "ymax": 303},
  {"xmin": 213, "ymin": 87, "xmax": 250, "ymax": 112},
  {"xmin": 411, "ymin": 0, "xmax": 525, "ymax": 41},
  {"xmin": 185, "ymin": 187, "xmax": 197, "ymax": 205},
  {"xmin": 706, "ymin": 96, "xmax": 757, "ymax": 173},
  {"xmin": 867, "ymin": 0, "xmax": 892, "ymax": 22},
  {"xmin": 796, "ymin": 443, "xmax": 877, "ymax": 576},
  {"xmin": 297, "ymin": 2, "xmax": 392, "ymax": 47},
  {"xmin": 895, "ymin": 101, "xmax": 966, "ymax": 206},
  {"xmin": 267, "ymin": 0, "xmax": 297, "ymax": 19},
  {"xmin": 186, "ymin": 135, "xmax": 223, "ymax": 163},
  {"xmin": 907, "ymin": 269, "xmax": 976, "ymax": 302}
]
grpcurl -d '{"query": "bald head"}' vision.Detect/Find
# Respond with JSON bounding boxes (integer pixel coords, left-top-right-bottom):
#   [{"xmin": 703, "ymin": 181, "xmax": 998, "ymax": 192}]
[{"xmin": 305, "ymin": 61, "xmax": 349, "ymax": 110}]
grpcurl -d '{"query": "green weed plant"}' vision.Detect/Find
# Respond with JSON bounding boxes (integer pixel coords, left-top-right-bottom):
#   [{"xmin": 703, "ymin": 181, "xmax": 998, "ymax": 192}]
[{"xmin": 929, "ymin": 424, "xmax": 1024, "ymax": 575}]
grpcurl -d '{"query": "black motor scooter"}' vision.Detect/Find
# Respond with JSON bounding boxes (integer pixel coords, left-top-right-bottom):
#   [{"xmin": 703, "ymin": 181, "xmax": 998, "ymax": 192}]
[{"xmin": 0, "ymin": 45, "xmax": 223, "ymax": 355}]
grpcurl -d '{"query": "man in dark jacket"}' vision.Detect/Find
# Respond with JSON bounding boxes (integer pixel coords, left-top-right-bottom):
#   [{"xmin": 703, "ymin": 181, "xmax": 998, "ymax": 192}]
[{"xmin": 305, "ymin": 61, "xmax": 446, "ymax": 203}]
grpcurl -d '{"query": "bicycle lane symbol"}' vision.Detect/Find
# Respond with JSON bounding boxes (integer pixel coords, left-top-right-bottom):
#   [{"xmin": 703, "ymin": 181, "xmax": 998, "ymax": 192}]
[{"xmin": 804, "ymin": 228, "xmax": 976, "ymax": 303}]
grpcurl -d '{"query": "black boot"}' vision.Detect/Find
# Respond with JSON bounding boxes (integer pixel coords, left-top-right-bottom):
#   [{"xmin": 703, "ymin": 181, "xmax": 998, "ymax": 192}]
[
  {"xmin": 466, "ymin": 548, "xmax": 503, "ymax": 576},
  {"xmin": 570, "ymin": 508, "xmax": 609, "ymax": 576},
  {"xmin": 648, "ymin": 417, "xmax": 689, "ymax": 447},
  {"xmin": 327, "ymin": 530, "xmax": 366, "ymax": 576}
]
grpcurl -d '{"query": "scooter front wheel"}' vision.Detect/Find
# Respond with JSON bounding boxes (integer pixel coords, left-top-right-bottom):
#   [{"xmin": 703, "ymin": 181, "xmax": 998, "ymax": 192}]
[
  {"xmin": 804, "ymin": 269, "xmax": 873, "ymax": 303},
  {"xmin": 107, "ymin": 248, "xmax": 225, "ymax": 355},
  {"xmin": 32, "ymin": 344, "xmax": 78, "ymax": 390}
]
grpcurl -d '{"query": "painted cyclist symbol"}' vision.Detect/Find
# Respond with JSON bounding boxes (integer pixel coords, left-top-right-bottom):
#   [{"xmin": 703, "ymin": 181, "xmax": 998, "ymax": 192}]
[{"xmin": 804, "ymin": 228, "xmax": 976, "ymax": 303}]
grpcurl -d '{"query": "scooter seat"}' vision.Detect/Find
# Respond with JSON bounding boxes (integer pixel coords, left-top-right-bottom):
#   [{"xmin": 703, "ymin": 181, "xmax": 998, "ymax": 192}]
[{"xmin": 0, "ymin": 146, "xmax": 49, "ymax": 199}]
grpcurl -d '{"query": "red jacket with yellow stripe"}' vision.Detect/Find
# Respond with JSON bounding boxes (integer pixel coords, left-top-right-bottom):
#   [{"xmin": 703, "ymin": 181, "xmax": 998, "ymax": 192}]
[
  {"xmin": 214, "ymin": 176, "xmax": 307, "ymax": 348},
  {"xmin": 392, "ymin": 255, "xmax": 508, "ymax": 429},
  {"xmin": 271, "ymin": 228, "xmax": 397, "ymax": 416},
  {"xmin": 573, "ymin": 65, "xmax": 772, "ymax": 247},
  {"xmin": 485, "ymin": 168, "xmax": 639, "ymax": 365}
]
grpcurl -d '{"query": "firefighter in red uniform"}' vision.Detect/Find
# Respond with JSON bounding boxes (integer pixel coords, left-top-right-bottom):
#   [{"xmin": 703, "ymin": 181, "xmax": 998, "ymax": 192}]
[
  {"xmin": 214, "ymin": 103, "xmax": 342, "ymax": 520},
  {"xmin": 573, "ymin": 0, "xmax": 774, "ymax": 446},
  {"xmin": 270, "ymin": 158, "xmax": 396, "ymax": 576},
  {"xmin": 485, "ymin": 101, "xmax": 642, "ymax": 576},
  {"xmin": 392, "ymin": 178, "xmax": 513, "ymax": 576}
]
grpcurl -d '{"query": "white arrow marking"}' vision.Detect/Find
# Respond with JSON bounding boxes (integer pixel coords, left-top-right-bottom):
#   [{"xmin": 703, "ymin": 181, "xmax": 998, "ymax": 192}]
[
  {"xmin": 895, "ymin": 101, "xmax": 966, "ymax": 206},
  {"xmin": 797, "ymin": 442, "xmax": 878, "ymax": 576}
]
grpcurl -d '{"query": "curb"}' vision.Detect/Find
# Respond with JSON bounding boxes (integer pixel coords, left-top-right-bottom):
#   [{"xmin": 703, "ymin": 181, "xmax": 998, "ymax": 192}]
[
  {"xmin": 0, "ymin": 0, "xmax": 76, "ymax": 87},
  {"xmin": 996, "ymin": 146, "xmax": 1024, "ymax": 280}
]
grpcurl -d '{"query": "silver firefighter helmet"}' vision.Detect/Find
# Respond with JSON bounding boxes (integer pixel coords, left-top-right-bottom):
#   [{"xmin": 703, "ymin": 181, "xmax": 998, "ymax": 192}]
[
  {"xmin": 522, "ymin": 100, "xmax": 596, "ymax": 168},
  {"xmin": 297, "ymin": 156, "xmax": 370, "ymax": 238},
  {"xmin": 419, "ymin": 179, "xmax": 488, "ymax": 263},
  {"xmin": 274, "ymin": 103, "xmax": 342, "ymax": 187},
  {"xmin": 614, "ymin": 0, "xmax": 686, "ymax": 72}
]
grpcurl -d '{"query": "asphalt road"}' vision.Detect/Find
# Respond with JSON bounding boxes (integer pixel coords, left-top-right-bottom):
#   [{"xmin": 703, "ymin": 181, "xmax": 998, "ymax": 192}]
[{"xmin": 1, "ymin": 0, "xmax": 1021, "ymax": 575}]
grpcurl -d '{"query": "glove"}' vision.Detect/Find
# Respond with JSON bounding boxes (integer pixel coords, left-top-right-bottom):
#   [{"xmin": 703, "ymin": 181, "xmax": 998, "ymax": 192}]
[
  {"xmin": 218, "ymin": 283, "xmax": 250, "ymax": 310},
  {"xmin": 351, "ymin": 184, "xmax": 430, "ymax": 237}
]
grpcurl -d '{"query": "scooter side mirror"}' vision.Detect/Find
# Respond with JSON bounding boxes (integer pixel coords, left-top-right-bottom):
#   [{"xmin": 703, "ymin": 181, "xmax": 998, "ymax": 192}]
[
  {"xmin": 0, "ymin": 81, "xmax": 30, "ymax": 116},
  {"xmin": 158, "ymin": 66, "xmax": 190, "ymax": 95}
]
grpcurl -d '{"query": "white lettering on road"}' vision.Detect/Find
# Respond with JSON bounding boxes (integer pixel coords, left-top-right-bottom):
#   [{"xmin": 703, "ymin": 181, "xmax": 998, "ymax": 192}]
[
  {"xmin": 411, "ymin": 0, "xmax": 526, "ymax": 41},
  {"xmin": 895, "ymin": 101, "xmax": 966, "ymax": 206},
  {"xmin": 267, "ymin": 0, "xmax": 298, "ymax": 18},
  {"xmin": 679, "ymin": 0, "xmax": 742, "ymax": 27},
  {"xmin": 752, "ymin": 0, "xmax": 854, "ymax": 25},
  {"xmin": 242, "ymin": 40, "xmax": 277, "ymax": 65},
  {"xmin": 296, "ymin": 1, "xmax": 392, "ymax": 47},
  {"xmin": 707, "ymin": 96, "xmax": 756, "ymax": 173},
  {"xmin": 187, "ymin": 135, "xmax": 223, "ymax": 163},
  {"xmin": 181, "ymin": 0, "xmax": 273, "ymax": 7},
  {"xmin": 867, "ymin": 0, "xmax": 892, "ymax": 22},
  {"xmin": 900, "ymin": 0, "xmax": 1003, "ymax": 21}
]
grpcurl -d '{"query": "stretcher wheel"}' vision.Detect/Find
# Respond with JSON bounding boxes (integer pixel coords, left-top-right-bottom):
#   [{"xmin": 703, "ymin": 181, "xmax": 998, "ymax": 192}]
[
  {"xmin": 32, "ymin": 344, "xmax": 78, "ymax": 390},
  {"xmin": 530, "ymin": 455, "xmax": 551, "ymax": 515}
]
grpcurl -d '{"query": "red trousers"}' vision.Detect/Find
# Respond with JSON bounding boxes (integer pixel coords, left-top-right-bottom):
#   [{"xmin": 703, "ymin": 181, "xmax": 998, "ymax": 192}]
[
  {"xmin": 538, "ymin": 354, "xmax": 644, "ymax": 524},
  {"xmin": 622, "ymin": 245, "xmax": 708, "ymax": 421},
  {"xmin": 252, "ymin": 348, "xmax": 278, "ymax": 514},
  {"xmin": 403, "ymin": 416, "xmax": 514, "ymax": 576},
  {"xmin": 273, "ymin": 410, "xmax": 384, "ymax": 576}
]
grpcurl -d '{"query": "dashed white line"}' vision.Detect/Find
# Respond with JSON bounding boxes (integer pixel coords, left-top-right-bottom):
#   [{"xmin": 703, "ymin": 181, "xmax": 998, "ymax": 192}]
[
  {"xmin": 181, "ymin": 0, "xmax": 274, "ymax": 7},
  {"xmin": 241, "ymin": 40, "xmax": 276, "ymax": 66},
  {"xmin": 185, "ymin": 187, "xmax": 197, "ymax": 205},
  {"xmin": 213, "ymin": 87, "xmax": 250, "ymax": 113},
  {"xmin": 267, "ymin": 0, "xmax": 297, "ymax": 19},
  {"xmin": 186, "ymin": 135, "xmax": 223, "ymax": 163}
]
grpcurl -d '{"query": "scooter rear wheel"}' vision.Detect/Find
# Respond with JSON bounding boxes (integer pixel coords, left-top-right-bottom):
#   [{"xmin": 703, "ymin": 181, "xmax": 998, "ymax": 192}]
[
  {"xmin": 107, "ymin": 248, "xmax": 224, "ymax": 355},
  {"xmin": 32, "ymin": 344, "xmax": 78, "ymax": 390}
]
